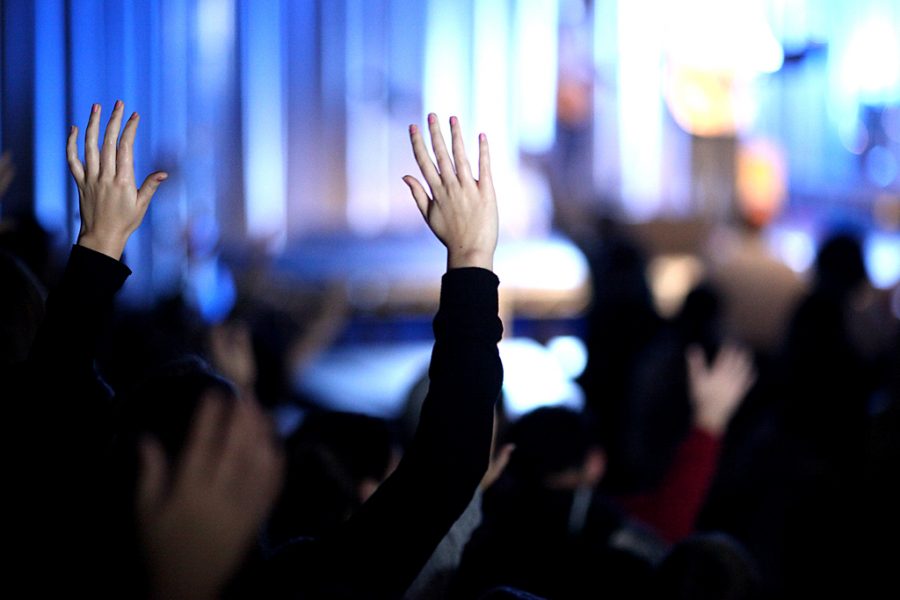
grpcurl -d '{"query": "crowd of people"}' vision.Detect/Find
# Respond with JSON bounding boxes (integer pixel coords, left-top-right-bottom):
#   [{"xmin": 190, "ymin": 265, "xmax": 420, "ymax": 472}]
[{"xmin": 1, "ymin": 101, "xmax": 898, "ymax": 599}]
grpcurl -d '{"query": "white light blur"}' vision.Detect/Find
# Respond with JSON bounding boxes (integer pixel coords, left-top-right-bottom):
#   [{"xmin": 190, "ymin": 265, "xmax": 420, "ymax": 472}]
[
  {"xmin": 515, "ymin": 0, "xmax": 559, "ymax": 153},
  {"xmin": 770, "ymin": 227, "xmax": 816, "ymax": 274},
  {"xmin": 345, "ymin": 4, "xmax": 390, "ymax": 237},
  {"xmin": 197, "ymin": 0, "xmax": 234, "ymax": 89},
  {"xmin": 546, "ymin": 336, "xmax": 588, "ymax": 380},
  {"xmin": 664, "ymin": 0, "xmax": 784, "ymax": 74},
  {"xmin": 838, "ymin": 119, "xmax": 870, "ymax": 155},
  {"xmin": 838, "ymin": 17, "xmax": 900, "ymax": 104},
  {"xmin": 500, "ymin": 339, "xmax": 585, "ymax": 420},
  {"xmin": 647, "ymin": 254, "xmax": 706, "ymax": 317},
  {"xmin": 616, "ymin": 0, "xmax": 664, "ymax": 219},
  {"xmin": 865, "ymin": 233, "xmax": 900, "ymax": 289},
  {"xmin": 495, "ymin": 236, "xmax": 589, "ymax": 291},
  {"xmin": 424, "ymin": 0, "xmax": 470, "ymax": 126},
  {"xmin": 240, "ymin": 0, "xmax": 286, "ymax": 248}
]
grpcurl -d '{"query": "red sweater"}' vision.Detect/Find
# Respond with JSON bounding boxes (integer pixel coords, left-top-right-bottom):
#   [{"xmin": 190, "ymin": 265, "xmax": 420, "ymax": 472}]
[{"xmin": 617, "ymin": 427, "xmax": 722, "ymax": 543}]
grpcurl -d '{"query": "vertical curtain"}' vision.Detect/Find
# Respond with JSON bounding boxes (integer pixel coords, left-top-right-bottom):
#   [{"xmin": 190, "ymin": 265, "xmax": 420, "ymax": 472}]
[{"xmin": 0, "ymin": 0, "xmax": 558, "ymax": 301}]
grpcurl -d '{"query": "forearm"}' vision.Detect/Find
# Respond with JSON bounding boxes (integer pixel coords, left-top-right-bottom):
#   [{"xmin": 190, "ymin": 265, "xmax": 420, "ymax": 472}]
[
  {"xmin": 276, "ymin": 267, "xmax": 503, "ymax": 599},
  {"xmin": 618, "ymin": 427, "xmax": 722, "ymax": 543},
  {"xmin": 414, "ymin": 267, "xmax": 503, "ymax": 489}
]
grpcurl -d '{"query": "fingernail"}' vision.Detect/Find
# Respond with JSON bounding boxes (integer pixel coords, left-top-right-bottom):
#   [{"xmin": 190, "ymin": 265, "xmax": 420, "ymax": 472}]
[
  {"xmin": 409, "ymin": 124, "xmax": 417, "ymax": 135},
  {"xmin": 115, "ymin": 99, "xmax": 123, "ymax": 109},
  {"xmin": 131, "ymin": 112, "xmax": 138, "ymax": 120},
  {"xmin": 450, "ymin": 116, "xmax": 458, "ymax": 126},
  {"xmin": 479, "ymin": 133, "xmax": 487, "ymax": 142},
  {"xmin": 69, "ymin": 125, "xmax": 76, "ymax": 134},
  {"xmin": 156, "ymin": 173, "xmax": 168, "ymax": 181},
  {"xmin": 428, "ymin": 113, "xmax": 436, "ymax": 124},
  {"xmin": 92, "ymin": 104, "xmax": 99, "ymax": 113}
]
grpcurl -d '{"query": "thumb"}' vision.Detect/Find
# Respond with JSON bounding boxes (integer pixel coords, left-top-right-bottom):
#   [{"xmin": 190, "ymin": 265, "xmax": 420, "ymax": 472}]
[
  {"xmin": 136, "ymin": 436, "xmax": 169, "ymax": 520},
  {"xmin": 137, "ymin": 171, "xmax": 168, "ymax": 206}
]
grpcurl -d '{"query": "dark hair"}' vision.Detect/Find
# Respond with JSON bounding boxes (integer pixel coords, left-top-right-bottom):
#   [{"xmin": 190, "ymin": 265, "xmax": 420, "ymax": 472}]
[
  {"xmin": 815, "ymin": 232, "xmax": 866, "ymax": 294},
  {"xmin": 116, "ymin": 354, "xmax": 236, "ymax": 462},
  {"xmin": 652, "ymin": 533, "xmax": 760, "ymax": 600},
  {"xmin": 505, "ymin": 407, "xmax": 591, "ymax": 482},
  {"xmin": 266, "ymin": 410, "xmax": 394, "ymax": 544}
]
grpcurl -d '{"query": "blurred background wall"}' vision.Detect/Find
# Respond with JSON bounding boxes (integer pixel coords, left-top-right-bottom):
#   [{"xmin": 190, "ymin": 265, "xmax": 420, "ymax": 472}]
[{"xmin": 1, "ymin": 0, "xmax": 899, "ymax": 305}]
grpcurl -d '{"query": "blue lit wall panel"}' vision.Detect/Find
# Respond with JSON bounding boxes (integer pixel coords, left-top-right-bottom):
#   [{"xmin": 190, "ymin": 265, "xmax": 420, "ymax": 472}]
[
  {"xmin": 1, "ymin": 0, "xmax": 36, "ymax": 218},
  {"xmin": 240, "ymin": 0, "xmax": 286, "ymax": 246},
  {"xmin": 34, "ymin": 0, "xmax": 67, "ymax": 233}
]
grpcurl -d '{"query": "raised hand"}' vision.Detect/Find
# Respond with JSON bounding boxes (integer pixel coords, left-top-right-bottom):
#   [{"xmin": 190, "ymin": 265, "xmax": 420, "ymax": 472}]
[
  {"xmin": 208, "ymin": 321, "xmax": 258, "ymax": 402},
  {"xmin": 67, "ymin": 101, "xmax": 167, "ymax": 259},
  {"xmin": 686, "ymin": 343, "xmax": 757, "ymax": 436},
  {"xmin": 403, "ymin": 114, "xmax": 498, "ymax": 271},
  {"xmin": 136, "ymin": 394, "xmax": 284, "ymax": 600}
]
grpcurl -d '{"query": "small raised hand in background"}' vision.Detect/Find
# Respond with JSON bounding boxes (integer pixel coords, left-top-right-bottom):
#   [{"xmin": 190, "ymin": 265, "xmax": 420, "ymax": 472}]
[
  {"xmin": 137, "ymin": 393, "xmax": 284, "ymax": 600},
  {"xmin": 403, "ymin": 113, "xmax": 498, "ymax": 272},
  {"xmin": 686, "ymin": 343, "xmax": 757, "ymax": 436},
  {"xmin": 66, "ymin": 101, "xmax": 167, "ymax": 259}
]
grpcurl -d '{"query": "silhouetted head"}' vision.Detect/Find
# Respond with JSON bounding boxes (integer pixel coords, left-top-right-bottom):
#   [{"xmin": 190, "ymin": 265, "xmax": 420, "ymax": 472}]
[
  {"xmin": 652, "ymin": 533, "xmax": 760, "ymax": 600},
  {"xmin": 675, "ymin": 283, "xmax": 722, "ymax": 354},
  {"xmin": 266, "ymin": 410, "xmax": 394, "ymax": 544},
  {"xmin": 117, "ymin": 355, "xmax": 237, "ymax": 462},
  {"xmin": 289, "ymin": 410, "xmax": 394, "ymax": 494},
  {"xmin": 815, "ymin": 233, "xmax": 866, "ymax": 295},
  {"xmin": 505, "ymin": 407, "xmax": 603, "ymax": 488}
]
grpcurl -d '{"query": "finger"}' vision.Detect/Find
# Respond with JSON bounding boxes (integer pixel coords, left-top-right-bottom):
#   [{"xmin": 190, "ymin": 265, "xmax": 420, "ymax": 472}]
[
  {"xmin": 247, "ymin": 417, "xmax": 284, "ymax": 510},
  {"xmin": 84, "ymin": 103, "xmax": 101, "ymax": 178},
  {"xmin": 427, "ymin": 113, "xmax": 457, "ymax": 186},
  {"xmin": 403, "ymin": 175, "xmax": 431, "ymax": 221},
  {"xmin": 409, "ymin": 124, "xmax": 441, "ymax": 190},
  {"xmin": 477, "ymin": 132, "xmax": 492, "ymax": 189},
  {"xmin": 117, "ymin": 112, "xmax": 140, "ymax": 181},
  {"xmin": 100, "ymin": 100, "xmax": 125, "ymax": 179},
  {"xmin": 217, "ymin": 400, "xmax": 260, "ymax": 485},
  {"xmin": 180, "ymin": 393, "xmax": 226, "ymax": 477},
  {"xmin": 136, "ymin": 436, "xmax": 169, "ymax": 519},
  {"xmin": 685, "ymin": 345, "xmax": 706, "ymax": 379},
  {"xmin": 137, "ymin": 171, "xmax": 169, "ymax": 207},
  {"xmin": 449, "ymin": 116, "xmax": 473, "ymax": 183},
  {"xmin": 66, "ymin": 126, "xmax": 85, "ymax": 185},
  {"xmin": 719, "ymin": 344, "xmax": 751, "ymax": 375}
]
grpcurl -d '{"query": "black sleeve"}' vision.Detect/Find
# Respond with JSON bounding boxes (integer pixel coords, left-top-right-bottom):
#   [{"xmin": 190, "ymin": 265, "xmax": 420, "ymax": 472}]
[
  {"xmin": 18, "ymin": 244, "xmax": 130, "ymax": 445},
  {"xmin": 266, "ymin": 267, "xmax": 503, "ymax": 599},
  {"xmin": 5, "ymin": 245, "xmax": 131, "ymax": 594}
]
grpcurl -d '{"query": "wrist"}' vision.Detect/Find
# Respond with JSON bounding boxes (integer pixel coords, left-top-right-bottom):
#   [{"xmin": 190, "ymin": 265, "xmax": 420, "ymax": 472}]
[
  {"xmin": 77, "ymin": 231, "xmax": 129, "ymax": 260},
  {"xmin": 447, "ymin": 248, "xmax": 494, "ymax": 271},
  {"xmin": 693, "ymin": 413, "xmax": 727, "ymax": 437}
]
